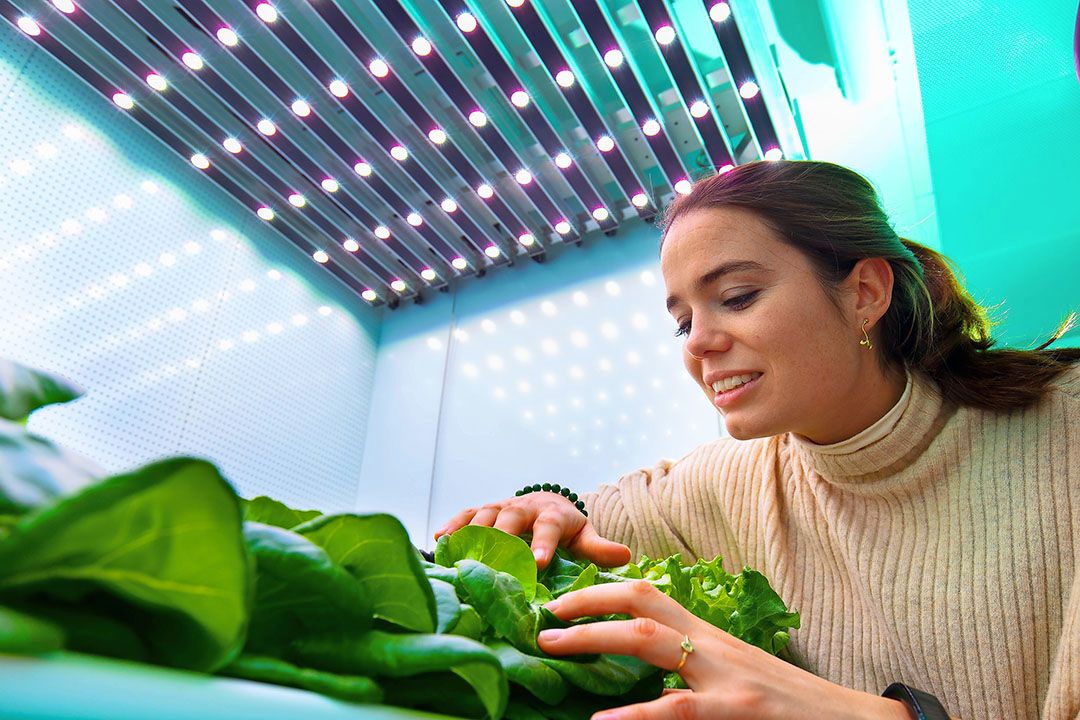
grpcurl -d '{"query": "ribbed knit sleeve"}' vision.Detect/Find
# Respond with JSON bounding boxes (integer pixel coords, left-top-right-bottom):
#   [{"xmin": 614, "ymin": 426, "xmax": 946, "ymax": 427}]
[
  {"xmin": 583, "ymin": 456, "xmax": 697, "ymax": 561},
  {"xmin": 584, "ymin": 438, "xmax": 751, "ymax": 570}
]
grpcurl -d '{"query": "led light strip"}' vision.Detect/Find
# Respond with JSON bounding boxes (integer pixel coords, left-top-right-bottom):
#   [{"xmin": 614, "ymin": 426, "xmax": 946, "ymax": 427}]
[
  {"xmin": 501, "ymin": 0, "xmax": 648, "ymax": 221},
  {"xmin": 375, "ymin": 0, "xmax": 578, "ymax": 244},
  {"xmin": 173, "ymin": 1, "xmax": 442, "ymax": 282},
  {"xmin": 699, "ymin": 1, "xmax": 783, "ymax": 159},
  {"xmin": 305, "ymin": 2, "xmax": 533, "ymax": 260},
  {"xmin": 58, "ymin": 7, "xmax": 380, "ymax": 251},
  {"xmin": 572, "ymin": 0, "xmax": 691, "ymax": 199}
]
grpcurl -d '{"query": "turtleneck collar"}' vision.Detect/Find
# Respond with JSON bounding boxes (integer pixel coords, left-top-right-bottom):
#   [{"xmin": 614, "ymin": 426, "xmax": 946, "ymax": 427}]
[{"xmin": 788, "ymin": 371, "xmax": 948, "ymax": 484}]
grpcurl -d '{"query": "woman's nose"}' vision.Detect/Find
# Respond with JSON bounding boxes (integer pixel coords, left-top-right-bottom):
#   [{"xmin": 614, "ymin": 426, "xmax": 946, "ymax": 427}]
[{"xmin": 685, "ymin": 321, "xmax": 732, "ymax": 359}]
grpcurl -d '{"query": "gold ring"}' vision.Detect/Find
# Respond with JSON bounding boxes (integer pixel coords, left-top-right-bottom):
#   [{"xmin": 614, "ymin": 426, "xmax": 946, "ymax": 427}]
[{"xmin": 675, "ymin": 635, "xmax": 694, "ymax": 672}]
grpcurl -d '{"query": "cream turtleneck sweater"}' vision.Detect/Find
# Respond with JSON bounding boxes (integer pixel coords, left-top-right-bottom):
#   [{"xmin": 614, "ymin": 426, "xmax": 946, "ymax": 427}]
[{"xmin": 586, "ymin": 367, "xmax": 1079, "ymax": 720}]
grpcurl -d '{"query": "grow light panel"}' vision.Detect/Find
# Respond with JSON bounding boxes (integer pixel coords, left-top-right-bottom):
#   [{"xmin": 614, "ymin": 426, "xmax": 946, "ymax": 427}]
[{"xmin": 0, "ymin": 0, "xmax": 788, "ymax": 308}]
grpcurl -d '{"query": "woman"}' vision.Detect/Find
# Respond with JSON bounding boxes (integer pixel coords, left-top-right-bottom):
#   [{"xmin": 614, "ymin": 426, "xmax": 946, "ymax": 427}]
[{"xmin": 436, "ymin": 161, "xmax": 1079, "ymax": 720}]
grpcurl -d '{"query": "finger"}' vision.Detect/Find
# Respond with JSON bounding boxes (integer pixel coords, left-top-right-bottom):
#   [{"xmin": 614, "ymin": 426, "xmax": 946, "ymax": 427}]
[
  {"xmin": 589, "ymin": 688, "xmax": 700, "ymax": 720},
  {"xmin": 538, "ymin": 618, "xmax": 695, "ymax": 679},
  {"xmin": 434, "ymin": 507, "xmax": 479, "ymax": 539},
  {"xmin": 468, "ymin": 506, "xmax": 502, "ymax": 528},
  {"xmin": 565, "ymin": 524, "xmax": 632, "ymax": 568},
  {"xmin": 544, "ymin": 580, "xmax": 701, "ymax": 637},
  {"xmin": 529, "ymin": 509, "xmax": 569, "ymax": 569},
  {"xmin": 493, "ymin": 504, "xmax": 533, "ymax": 537}
]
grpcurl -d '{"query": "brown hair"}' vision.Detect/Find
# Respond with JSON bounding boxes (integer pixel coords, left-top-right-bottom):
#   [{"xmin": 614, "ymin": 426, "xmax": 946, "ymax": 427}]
[{"xmin": 660, "ymin": 160, "xmax": 1078, "ymax": 412}]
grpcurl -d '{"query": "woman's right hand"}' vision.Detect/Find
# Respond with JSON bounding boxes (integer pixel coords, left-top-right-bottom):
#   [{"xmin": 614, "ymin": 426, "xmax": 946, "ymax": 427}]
[{"xmin": 433, "ymin": 493, "xmax": 631, "ymax": 570}]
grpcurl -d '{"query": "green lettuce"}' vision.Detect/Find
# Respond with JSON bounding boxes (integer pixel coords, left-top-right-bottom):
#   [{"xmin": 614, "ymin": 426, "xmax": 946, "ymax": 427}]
[
  {"xmin": 0, "ymin": 358, "xmax": 83, "ymax": 423},
  {"xmin": 430, "ymin": 528, "xmax": 799, "ymax": 718},
  {"xmin": 0, "ymin": 457, "xmax": 249, "ymax": 671},
  {"xmin": 241, "ymin": 495, "xmax": 321, "ymax": 529},
  {"xmin": 0, "ymin": 359, "xmax": 799, "ymax": 719},
  {"xmin": 296, "ymin": 513, "xmax": 437, "ymax": 633}
]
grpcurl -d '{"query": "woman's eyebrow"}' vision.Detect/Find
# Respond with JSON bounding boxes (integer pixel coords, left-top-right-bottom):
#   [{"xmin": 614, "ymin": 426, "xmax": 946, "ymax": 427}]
[{"xmin": 665, "ymin": 259, "xmax": 767, "ymax": 311}]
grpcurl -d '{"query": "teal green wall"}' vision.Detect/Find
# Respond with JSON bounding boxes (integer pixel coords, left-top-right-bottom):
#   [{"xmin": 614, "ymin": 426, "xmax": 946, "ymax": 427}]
[{"xmin": 909, "ymin": 0, "xmax": 1080, "ymax": 347}]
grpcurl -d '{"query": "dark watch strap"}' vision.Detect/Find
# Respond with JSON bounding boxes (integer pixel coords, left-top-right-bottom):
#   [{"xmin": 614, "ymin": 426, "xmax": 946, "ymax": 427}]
[{"xmin": 882, "ymin": 682, "xmax": 950, "ymax": 720}]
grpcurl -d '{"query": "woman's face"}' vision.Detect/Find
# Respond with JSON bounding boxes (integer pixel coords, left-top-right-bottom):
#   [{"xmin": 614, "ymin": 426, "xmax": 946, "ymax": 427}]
[{"xmin": 660, "ymin": 206, "xmax": 866, "ymax": 441}]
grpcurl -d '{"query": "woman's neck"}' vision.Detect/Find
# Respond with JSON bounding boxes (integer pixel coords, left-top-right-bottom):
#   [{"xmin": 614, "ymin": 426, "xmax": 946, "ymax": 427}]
[{"xmin": 800, "ymin": 365, "xmax": 909, "ymax": 446}]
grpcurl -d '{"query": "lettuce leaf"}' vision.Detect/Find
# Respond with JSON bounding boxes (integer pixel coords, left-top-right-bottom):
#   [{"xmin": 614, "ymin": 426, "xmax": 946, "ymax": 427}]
[
  {"xmin": 0, "ymin": 419, "xmax": 102, "ymax": 514},
  {"xmin": 0, "ymin": 458, "xmax": 248, "ymax": 671},
  {"xmin": 243, "ymin": 522, "xmax": 372, "ymax": 656},
  {"xmin": 296, "ymin": 513, "xmax": 437, "ymax": 634},
  {"xmin": 436, "ymin": 525, "xmax": 538, "ymax": 602},
  {"xmin": 220, "ymin": 654, "xmax": 383, "ymax": 704},
  {"xmin": 0, "ymin": 358, "xmax": 82, "ymax": 423},
  {"xmin": 241, "ymin": 495, "xmax": 321, "ymax": 529},
  {"xmin": 292, "ymin": 630, "xmax": 508, "ymax": 720}
]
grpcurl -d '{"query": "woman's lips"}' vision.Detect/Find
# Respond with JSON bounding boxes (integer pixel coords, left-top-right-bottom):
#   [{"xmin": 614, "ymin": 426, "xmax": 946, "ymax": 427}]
[{"xmin": 712, "ymin": 373, "xmax": 762, "ymax": 409}]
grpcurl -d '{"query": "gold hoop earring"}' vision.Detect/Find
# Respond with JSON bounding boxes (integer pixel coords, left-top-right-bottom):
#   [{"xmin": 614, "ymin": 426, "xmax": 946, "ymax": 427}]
[{"xmin": 859, "ymin": 318, "xmax": 873, "ymax": 350}]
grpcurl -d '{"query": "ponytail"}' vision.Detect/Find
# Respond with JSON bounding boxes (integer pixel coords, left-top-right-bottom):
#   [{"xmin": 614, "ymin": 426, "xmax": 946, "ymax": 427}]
[{"xmin": 889, "ymin": 239, "xmax": 1079, "ymax": 411}]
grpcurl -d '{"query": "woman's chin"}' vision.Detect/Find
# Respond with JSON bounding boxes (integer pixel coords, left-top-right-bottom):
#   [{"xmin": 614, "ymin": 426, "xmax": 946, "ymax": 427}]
[{"xmin": 720, "ymin": 414, "xmax": 773, "ymax": 441}]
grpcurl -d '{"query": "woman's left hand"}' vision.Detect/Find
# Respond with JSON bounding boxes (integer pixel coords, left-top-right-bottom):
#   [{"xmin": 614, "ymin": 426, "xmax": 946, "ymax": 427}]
[{"xmin": 537, "ymin": 580, "xmax": 911, "ymax": 720}]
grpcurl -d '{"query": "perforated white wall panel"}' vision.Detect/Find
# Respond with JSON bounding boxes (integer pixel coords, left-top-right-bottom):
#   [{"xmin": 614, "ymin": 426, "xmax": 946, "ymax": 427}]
[{"xmin": 0, "ymin": 23, "xmax": 381, "ymax": 513}]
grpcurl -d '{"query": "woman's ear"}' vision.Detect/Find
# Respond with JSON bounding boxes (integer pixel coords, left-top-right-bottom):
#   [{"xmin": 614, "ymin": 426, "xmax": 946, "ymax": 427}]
[{"xmin": 847, "ymin": 257, "xmax": 894, "ymax": 325}]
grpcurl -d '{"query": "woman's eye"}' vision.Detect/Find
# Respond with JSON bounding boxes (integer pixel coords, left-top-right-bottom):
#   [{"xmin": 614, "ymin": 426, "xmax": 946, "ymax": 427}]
[
  {"xmin": 723, "ymin": 290, "xmax": 760, "ymax": 310},
  {"xmin": 673, "ymin": 291, "xmax": 759, "ymax": 338}
]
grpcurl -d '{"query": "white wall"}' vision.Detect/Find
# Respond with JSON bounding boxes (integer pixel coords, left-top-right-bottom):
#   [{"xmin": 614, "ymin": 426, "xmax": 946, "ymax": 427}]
[
  {"xmin": 0, "ymin": 22, "xmax": 382, "ymax": 513},
  {"xmin": 359, "ymin": 221, "xmax": 724, "ymax": 546}
]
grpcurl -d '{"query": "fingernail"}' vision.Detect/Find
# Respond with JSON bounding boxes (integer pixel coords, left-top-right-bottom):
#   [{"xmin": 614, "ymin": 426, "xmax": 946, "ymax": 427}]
[
  {"xmin": 533, "ymin": 548, "xmax": 546, "ymax": 563},
  {"xmin": 593, "ymin": 714, "xmax": 619, "ymax": 720},
  {"xmin": 543, "ymin": 599, "xmax": 561, "ymax": 612},
  {"xmin": 538, "ymin": 629, "xmax": 564, "ymax": 642}
]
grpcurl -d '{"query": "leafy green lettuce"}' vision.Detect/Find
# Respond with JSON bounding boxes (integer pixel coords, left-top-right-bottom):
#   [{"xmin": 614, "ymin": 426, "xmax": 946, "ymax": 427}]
[
  {"xmin": 0, "ymin": 358, "xmax": 83, "ymax": 423},
  {"xmin": 0, "ymin": 457, "xmax": 249, "ymax": 671},
  {"xmin": 0, "ymin": 357, "xmax": 799, "ymax": 719},
  {"xmin": 434, "ymin": 530, "xmax": 800, "ymax": 716}
]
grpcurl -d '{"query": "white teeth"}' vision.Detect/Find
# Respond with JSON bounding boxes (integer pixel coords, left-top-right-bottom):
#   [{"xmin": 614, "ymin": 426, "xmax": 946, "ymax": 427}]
[{"xmin": 711, "ymin": 373, "xmax": 759, "ymax": 393}]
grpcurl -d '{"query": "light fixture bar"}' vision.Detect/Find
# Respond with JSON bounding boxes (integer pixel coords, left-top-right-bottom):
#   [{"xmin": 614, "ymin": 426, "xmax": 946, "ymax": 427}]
[
  {"xmin": 305, "ymin": 2, "xmax": 533, "ymax": 259},
  {"xmin": 573, "ymin": 0, "xmax": 690, "ymax": 195},
  {"xmin": 699, "ymin": 0, "xmax": 781, "ymax": 156},
  {"xmin": 432, "ymin": 0, "xmax": 614, "ymax": 233},
  {"xmin": 52, "ymin": 11, "xmax": 311, "ymax": 212},
  {"xmin": 114, "ymin": 1, "xmax": 427, "ymax": 287},
  {"xmin": 244, "ymin": 8, "xmax": 500, "ymax": 266},
  {"xmin": 0, "ymin": 3, "xmax": 390, "ymax": 301},
  {"xmin": 374, "ymin": 0, "xmax": 577, "ymax": 240},
  {"xmin": 172, "ymin": 1, "xmax": 448, "ymax": 278},
  {"xmin": 503, "ymin": 1, "xmax": 647, "ymax": 214},
  {"xmin": 635, "ymin": 0, "xmax": 735, "ymax": 169}
]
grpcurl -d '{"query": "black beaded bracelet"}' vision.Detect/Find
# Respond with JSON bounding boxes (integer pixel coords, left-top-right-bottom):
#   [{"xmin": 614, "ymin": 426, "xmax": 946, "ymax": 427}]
[{"xmin": 514, "ymin": 483, "xmax": 588, "ymax": 517}]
